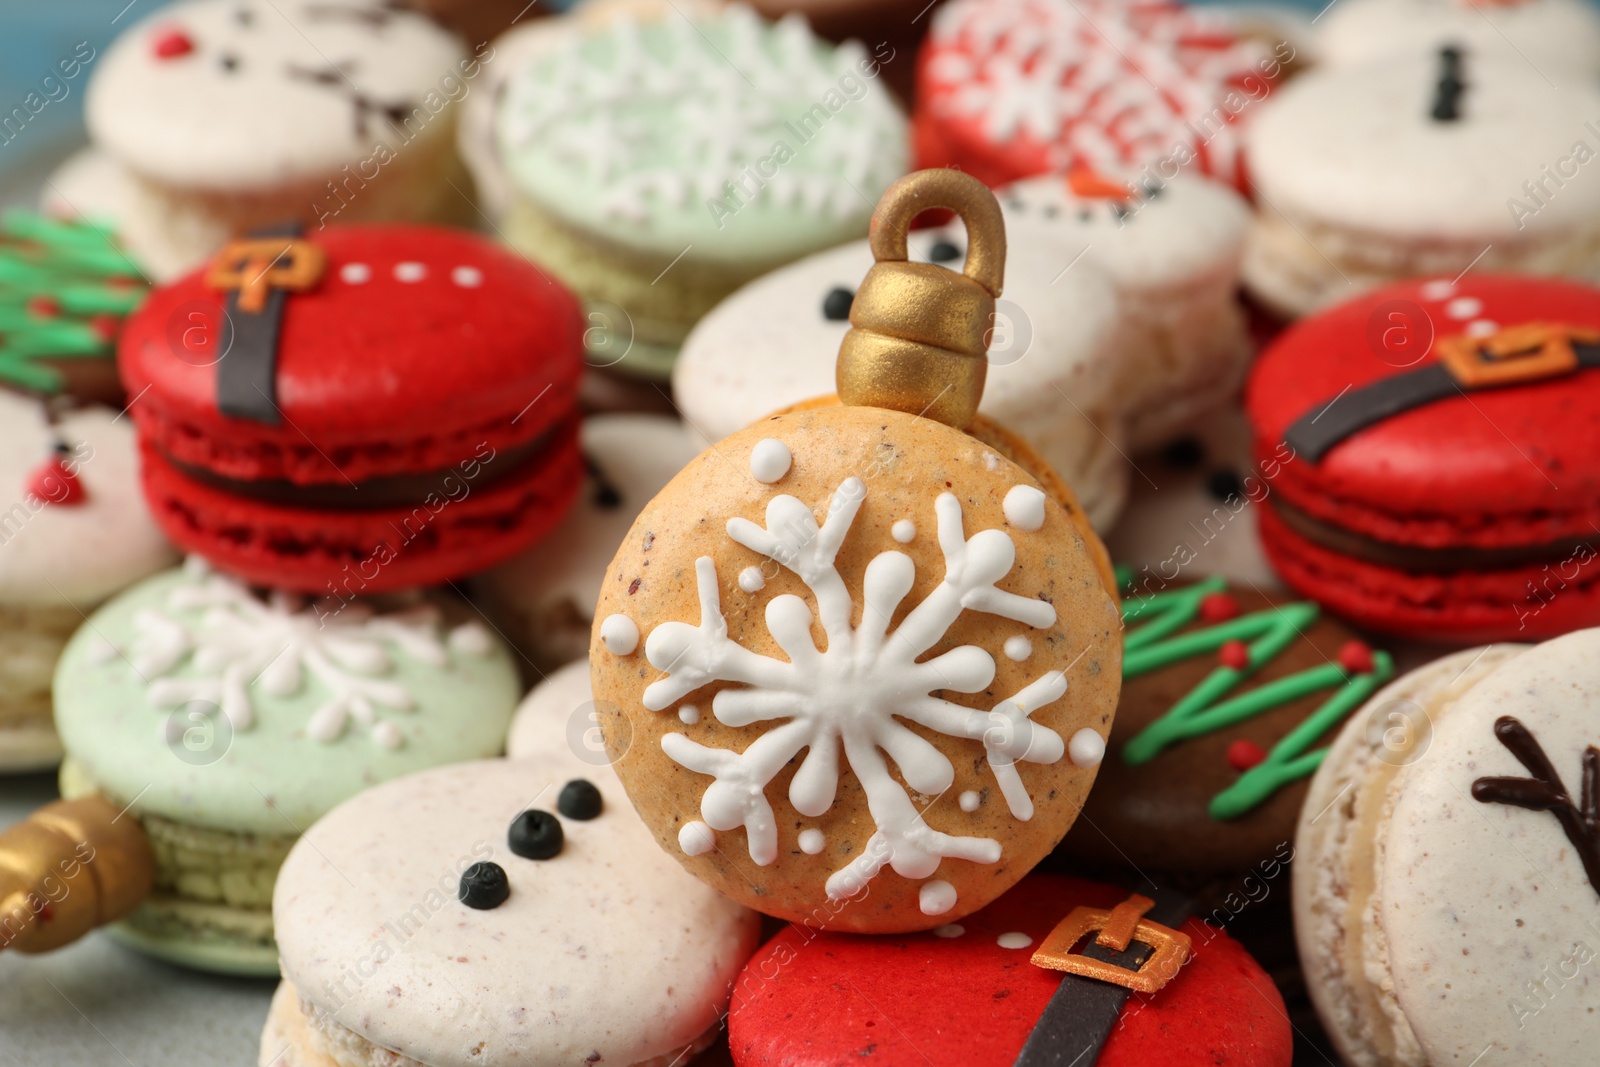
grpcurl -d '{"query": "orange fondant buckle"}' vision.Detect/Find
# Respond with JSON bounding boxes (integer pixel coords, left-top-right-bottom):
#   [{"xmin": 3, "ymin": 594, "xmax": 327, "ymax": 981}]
[
  {"xmin": 1437, "ymin": 322, "xmax": 1600, "ymax": 389},
  {"xmin": 1030, "ymin": 894, "xmax": 1191, "ymax": 994},
  {"xmin": 206, "ymin": 237, "xmax": 327, "ymax": 314}
]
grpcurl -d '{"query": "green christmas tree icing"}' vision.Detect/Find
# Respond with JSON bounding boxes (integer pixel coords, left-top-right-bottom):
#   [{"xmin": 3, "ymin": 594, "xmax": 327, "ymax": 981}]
[
  {"xmin": 1117, "ymin": 571, "xmax": 1393, "ymax": 820},
  {"xmin": 0, "ymin": 212, "xmax": 147, "ymax": 394}
]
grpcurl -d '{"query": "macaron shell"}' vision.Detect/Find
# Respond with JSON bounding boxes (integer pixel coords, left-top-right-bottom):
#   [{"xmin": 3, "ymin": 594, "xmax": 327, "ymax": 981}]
[
  {"xmin": 591, "ymin": 406, "xmax": 1121, "ymax": 931},
  {"xmin": 1319, "ymin": 0, "xmax": 1600, "ymax": 76},
  {"xmin": 273, "ymin": 756, "xmax": 761, "ymax": 1067},
  {"xmin": 1382, "ymin": 629, "xmax": 1600, "ymax": 1064},
  {"xmin": 505, "ymin": 658, "xmax": 596, "ymax": 763},
  {"xmin": 0, "ymin": 392, "xmax": 176, "ymax": 607},
  {"xmin": 120, "ymin": 225, "xmax": 584, "ymax": 484},
  {"xmin": 137, "ymin": 416, "xmax": 584, "ymax": 594},
  {"xmin": 729, "ymin": 873, "xmax": 1293, "ymax": 1066},
  {"xmin": 87, "ymin": 0, "xmax": 464, "ymax": 191},
  {"xmin": 53, "ymin": 564, "xmax": 522, "ymax": 834},
  {"xmin": 1247, "ymin": 274, "xmax": 1600, "ymax": 548}
]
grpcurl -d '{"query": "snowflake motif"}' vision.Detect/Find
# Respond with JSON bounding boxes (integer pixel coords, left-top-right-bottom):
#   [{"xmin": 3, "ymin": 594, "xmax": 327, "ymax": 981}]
[
  {"xmin": 126, "ymin": 560, "xmax": 491, "ymax": 750},
  {"xmin": 641, "ymin": 475, "xmax": 1069, "ymax": 901}
]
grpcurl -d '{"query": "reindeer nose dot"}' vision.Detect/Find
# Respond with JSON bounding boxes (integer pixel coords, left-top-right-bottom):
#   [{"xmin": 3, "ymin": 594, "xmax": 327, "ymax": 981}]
[
  {"xmin": 152, "ymin": 29, "xmax": 195, "ymax": 60},
  {"xmin": 558, "ymin": 779, "xmax": 603, "ymax": 820},
  {"xmin": 508, "ymin": 810, "xmax": 564, "ymax": 859},
  {"xmin": 458, "ymin": 862, "xmax": 510, "ymax": 909}
]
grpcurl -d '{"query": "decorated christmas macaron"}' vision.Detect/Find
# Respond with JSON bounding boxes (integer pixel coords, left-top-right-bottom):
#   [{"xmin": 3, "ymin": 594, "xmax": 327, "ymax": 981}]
[
  {"xmin": 119, "ymin": 224, "xmax": 584, "ymax": 595},
  {"xmin": 729, "ymin": 873, "xmax": 1292, "ymax": 1066},
  {"xmin": 262, "ymin": 753, "xmax": 761, "ymax": 1067},
  {"xmin": 674, "ymin": 201, "xmax": 1131, "ymax": 530},
  {"xmin": 1296, "ymin": 632, "xmax": 1600, "ymax": 1065},
  {"xmin": 1243, "ymin": 48, "xmax": 1600, "ymax": 317},
  {"xmin": 471, "ymin": 414, "xmax": 703, "ymax": 669},
  {"xmin": 0, "ymin": 392, "xmax": 176, "ymax": 772},
  {"xmin": 78, "ymin": 0, "xmax": 478, "ymax": 280},
  {"xmin": 1059, "ymin": 575, "xmax": 1393, "ymax": 887},
  {"xmin": 1318, "ymin": 0, "xmax": 1600, "ymax": 76},
  {"xmin": 915, "ymin": 0, "xmax": 1285, "ymax": 192},
  {"xmin": 491, "ymin": 5, "xmax": 907, "ymax": 379},
  {"xmin": 1245, "ymin": 274, "xmax": 1600, "ymax": 641},
  {"xmin": 592, "ymin": 170, "xmax": 1122, "ymax": 932},
  {"xmin": 0, "ymin": 557, "xmax": 521, "ymax": 972}
]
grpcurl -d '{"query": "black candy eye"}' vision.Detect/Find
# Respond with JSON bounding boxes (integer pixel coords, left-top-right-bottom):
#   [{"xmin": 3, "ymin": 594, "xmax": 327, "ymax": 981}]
[
  {"xmin": 459, "ymin": 862, "xmax": 510, "ymax": 909},
  {"xmin": 1207, "ymin": 468, "xmax": 1245, "ymax": 504},
  {"xmin": 558, "ymin": 779, "xmax": 603, "ymax": 820},
  {"xmin": 220, "ymin": 53, "xmax": 239, "ymax": 71},
  {"xmin": 509, "ymin": 810, "xmax": 564, "ymax": 859},
  {"xmin": 1111, "ymin": 202, "xmax": 1130, "ymax": 222},
  {"xmin": 1042, "ymin": 204, "xmax": 1058, "ymax": 219},
  {"xmin": 1078, "ymin": 209, "xmax": 1093, "ymax": 223},
  {"xmin": 822, "ymin": 287, "xmax": 853, "ymax": 321},
  {"xmin": 928, "ymin": 240, "xmax": 961, "ymax": 263},
  {"xmin": 1162, "ymin": 436, "xmax": 1205, "ymax": 469}
]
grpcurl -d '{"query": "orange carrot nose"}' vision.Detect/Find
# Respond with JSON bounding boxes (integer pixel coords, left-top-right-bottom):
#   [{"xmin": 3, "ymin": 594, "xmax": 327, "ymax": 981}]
[{"xmin": 1067, "ymin": 167, "xmax": 1134, "ymax": 201}]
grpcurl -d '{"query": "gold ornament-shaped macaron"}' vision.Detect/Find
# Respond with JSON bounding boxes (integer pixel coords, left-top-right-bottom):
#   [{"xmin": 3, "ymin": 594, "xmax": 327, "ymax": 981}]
[{"xmin": 591, "ymin": 170, "xmax": 1122, "ymax": 932}]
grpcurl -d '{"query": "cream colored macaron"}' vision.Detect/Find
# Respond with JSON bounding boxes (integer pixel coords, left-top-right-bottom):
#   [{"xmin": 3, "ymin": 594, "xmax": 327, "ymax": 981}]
[{"xmin": 1296, "ymin": 635, "xmax": 1600, "ymax": 1065}]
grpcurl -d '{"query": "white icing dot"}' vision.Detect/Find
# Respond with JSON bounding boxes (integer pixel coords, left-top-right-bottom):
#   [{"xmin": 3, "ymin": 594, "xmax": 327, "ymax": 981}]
[
  {"xmin": 1004, "ymin": 635, "xmax": 1032, "ymax": 661},
  {"xmin": 1003, "ymin": 484, "xmax": 1047, "ymax": 532},
  {"xmin": 394, "ymin": 261, "xmax": 427, "ymax": 283},
  {"xmin": 371, "ymin": 721, "xmax": 404, "ymax": 750},
  {"xmin": 448, "ymin": 622, "xmax": 494, "ymax": 658},
  {"xmin": 798, "ymin": 828, "xmax": 825, "ymax": 854},
  {"xmin": 451, "ymin": 265, "xmax": 483, "ymax": 288},
  {"xmin": 738, "ymin": 566, "xmax": 766, "ymax": 593},
  {"xmin": 339, "ymin": 262, "xmax": 371, "ymax": 284},
  {"xmin": 919, "ymin": 879, "xmax": 958, "ymax": 916},
  {"xmin": 1420, "ymin": 279, "xmax": 1455, "ymax": 301},
  {"xmin": 892, "ymin": 520, "xmax": 916, "ymax": 543},
  {"xmin": 86, "ymin": 634, "xmax": 119, "ymax": 664},
  {"xmin": 679, "ymin": 704, "xmax": 701, "ymax": 725},
  {"xmin": 750, "ymin": 438, "xmax": 792, "ymax": 483},
  {"xmin": 1468, "ymin": 319, "xmax": 1499, "ymax": 337},
  {"xmin": 959, "ymin": 790, "xmax": 981, "ymax": 812},
  {"xmin": 1446, "ymin": 297, "xmax": 1483, "ymax": 320},
  {"xmin": 934, "ymin": 923, "xmax": 966, "ymax": 938},
  {"xmin": 599, "ymin": 614, "xmax": 639, "ymax": 655},
  {"xmin": 1069, "ymin": 728, "xmax": 1106, "ymax": 769},
  {"xmin": 679, "ymin": 821, "xmax": 716, "ymax": 856},
  {"xmin": 982, "ymin": 451, "xmax": 1000, "ymax": 471},
  {"xmin": 997, "ymin": 932, "xmax": 1033, "ymax": 949}
]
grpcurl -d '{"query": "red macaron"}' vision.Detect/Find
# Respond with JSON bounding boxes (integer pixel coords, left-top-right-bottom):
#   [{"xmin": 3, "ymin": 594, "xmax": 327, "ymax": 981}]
[
  {"xmin": 120, "ymin": 224, "xmax": 584, "ymax": 595},
  {"xmin": 728, "ymin": 874, "xmax": 1292, "ymax": 1067},
  {"xmin": 1245, "ymin": 274, "xmax": 1600, "ymax": 642}
]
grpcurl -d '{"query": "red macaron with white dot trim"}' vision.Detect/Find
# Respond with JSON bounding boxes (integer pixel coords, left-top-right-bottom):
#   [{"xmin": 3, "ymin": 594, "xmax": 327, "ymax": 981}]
[
  {"xmin": 1246, "ymin": 273, "xmax": 1600, "ymax": 642},
  {"xmin": 119, "ymin": 223, "xmax": 585, "ymax": 594}
]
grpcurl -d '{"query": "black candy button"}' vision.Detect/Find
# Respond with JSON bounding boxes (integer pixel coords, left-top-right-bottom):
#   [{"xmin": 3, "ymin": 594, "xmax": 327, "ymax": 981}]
[
  {"xmin": 1207, "ymin": 468, "xmax": 1245, "ymax": 504},
  {"xmin": 459, "ymin": 862, "xmax": 510, "ymax": 909},
  {"xmin": 822, "ymin": 287, "xmax": 854, "ymax": 320},
  {"xmin": 928, "ymin": 240, "xmax": 961, "ymax": 263},
  {"xmin": 509, "ymin": 810, "xmax": 564, "ymax": 860},
  {"xmin": 558, "ymin": 779, "xmax": 603, "ymax": 821}
]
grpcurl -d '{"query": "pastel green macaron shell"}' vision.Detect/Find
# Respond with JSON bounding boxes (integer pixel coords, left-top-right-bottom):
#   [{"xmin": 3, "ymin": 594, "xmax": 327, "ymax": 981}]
[
  {"xmin": 53, "ymin": 562, "xmax": 521, "ymax": 837},
  {"xmin": 494, "ymin": 7, "xmax": 906, "ymax": 265}
]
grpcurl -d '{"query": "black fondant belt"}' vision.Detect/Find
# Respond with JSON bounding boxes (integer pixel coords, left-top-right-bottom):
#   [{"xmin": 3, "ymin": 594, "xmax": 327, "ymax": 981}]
[{"xmin": 1284, "ymin": 324, "xmax": 1600, "ymax": 463}]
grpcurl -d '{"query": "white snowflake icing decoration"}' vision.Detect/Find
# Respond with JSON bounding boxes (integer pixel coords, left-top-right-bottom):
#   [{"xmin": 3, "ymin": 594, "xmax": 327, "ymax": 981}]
[
  {"xmin": 124, "ymin": 560, "xmax": 492, "ymax": 750},
  {"xmin": 501, "ymin": 7, "xmax": 903, "ymax": 225},
  {"xmin": 642, "ymin": 472, "xmax": 1069, "ymax": 902},
  {"xmin": 926, "ymin": 0, "xmax": 1268, "ymax": 183}
]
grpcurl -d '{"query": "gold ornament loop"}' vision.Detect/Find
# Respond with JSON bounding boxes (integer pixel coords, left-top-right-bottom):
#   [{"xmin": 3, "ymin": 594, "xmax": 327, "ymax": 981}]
[{"xmin": 837, "ymin": 169, "xmax": 1009, "ymax": 430}]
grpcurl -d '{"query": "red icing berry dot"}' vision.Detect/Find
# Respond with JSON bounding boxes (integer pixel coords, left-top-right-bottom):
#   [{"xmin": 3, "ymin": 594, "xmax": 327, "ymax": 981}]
[
  {"xmin": 152, "ymin": 29, "xmax": 195, "ymax": 59},
  {"xmin": 26, "ymin": 456, "xmax": 86, "ymax": 507},
  {"xmin": 1339, "ymin": 640, "xmax": 1376, "ymax": 675},
  {"xmin": 1198, "ymin": 592, "xmax": 1240, "ymax": 622},
  {"xmin": 89, "ymin": 314, "xmax": 121, "ymax": 343},
  {"xmin": 1218, "ymin": 639, "xmax": 1251, "ymax": 670},
  {"xmin": 1227, "ymin": 739, "xmax": 1268, "ymax": 772},
  {"xmin": 26, "ymin": 296, "xmax": 60, "ymax": 319},
  {"xmin": 38, "ymin": 904, "xmax": 54, "ymax": 923}
]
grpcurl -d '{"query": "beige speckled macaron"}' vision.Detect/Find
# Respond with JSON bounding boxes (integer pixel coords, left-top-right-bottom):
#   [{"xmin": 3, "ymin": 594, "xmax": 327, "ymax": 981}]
[
  {"xmin": 1296, "ymin": 635, "xmax": 1600, "ymax": 1066},
  {"xmin": 590, "ymin": 403, "xmax": 1122, "ymax": 932}
]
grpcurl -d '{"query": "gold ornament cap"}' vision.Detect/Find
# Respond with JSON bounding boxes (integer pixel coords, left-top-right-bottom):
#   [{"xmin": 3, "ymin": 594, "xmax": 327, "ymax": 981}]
[
  {"xmin": 0, "ymin": 796, "xmax": 155, "ymax": 955},
  {"xmin": 837, "ymin": 168, "xmax": 1006, "ymax": 430}
]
